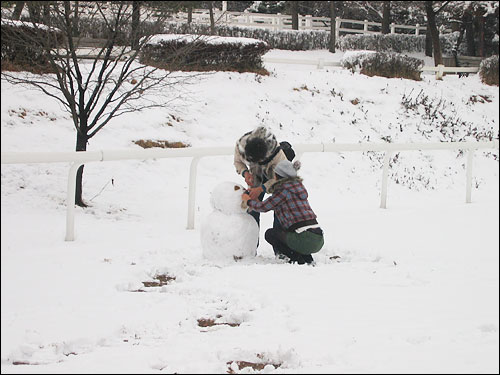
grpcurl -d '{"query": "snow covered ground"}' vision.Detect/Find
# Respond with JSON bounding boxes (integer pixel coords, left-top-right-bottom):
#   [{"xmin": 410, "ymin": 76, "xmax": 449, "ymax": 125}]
[{"xmin": 1, "ymin": 49, "xmax": 499, "ymax": 373}]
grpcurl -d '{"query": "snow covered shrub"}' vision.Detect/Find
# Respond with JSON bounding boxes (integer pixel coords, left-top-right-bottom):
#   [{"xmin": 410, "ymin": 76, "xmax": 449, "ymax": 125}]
[
  {"xmin": 338, "ymin": 33, "xmax": 425, "ymax": 53},
  {"xmin": 341, "ymin": 51, "xmax": 424, "ymax": 81},
  {"xmin": 162, "ymin": 22, "xmax": 331, "ymax": 51},
  {"xmin": 479, "ymin": 55, "xmax": 499, "ymax": 86},
  {"xmin": 337, "ymin": 32, "xmax": 467, "ymax": 56},
  {"xmin": 1, "ymin": 19, "xmax": 64, "ymax": 72},
  {"xmin": 72, "ymin": 17, "xmax": 130, "ymax": 44},
  {"xmin": 140, "ymin": 34, "xmax": 270, "ymax": 73}
]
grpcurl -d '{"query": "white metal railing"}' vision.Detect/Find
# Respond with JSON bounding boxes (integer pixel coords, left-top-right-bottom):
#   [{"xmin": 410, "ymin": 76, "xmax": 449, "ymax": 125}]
[
  {"xmin": 421, "ymin": 64, "xmax": 479, "ymax": 79},
  {"xmin": 263, "ymin": 57, "xmax": 342, "ymax": 69},
  {"xmin": 262, "ymin": 57, "xmax": 480, "ymax": 78},
  {"xmin": 1, "ymin": 141, "xmax": 498, "ymax": 241}
]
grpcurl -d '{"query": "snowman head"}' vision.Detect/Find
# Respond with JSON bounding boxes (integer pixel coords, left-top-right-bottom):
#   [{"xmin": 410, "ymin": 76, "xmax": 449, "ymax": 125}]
[{"xmin": 210, "ymin": 181, "xmax": 247, "ymax": 214}]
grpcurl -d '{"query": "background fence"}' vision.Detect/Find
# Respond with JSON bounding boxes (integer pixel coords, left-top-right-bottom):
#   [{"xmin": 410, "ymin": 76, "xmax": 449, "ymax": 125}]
[
  {"xmin": 2, "ymin": 140, "xmax": 498, "ymax": 241},
  {"xmin": 170, "ymin": 9, "xmax": 434, "ymax": 39}
]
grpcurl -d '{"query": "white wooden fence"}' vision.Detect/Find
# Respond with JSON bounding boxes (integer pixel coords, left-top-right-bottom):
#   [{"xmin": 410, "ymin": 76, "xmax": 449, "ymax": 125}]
[
  {"xmin": 2, "ymin": 140, "xmax": 498, "ymax": 241},
  {"xmin": 173, "ymin": 9, "xmax": 431, "ymax": 39}
]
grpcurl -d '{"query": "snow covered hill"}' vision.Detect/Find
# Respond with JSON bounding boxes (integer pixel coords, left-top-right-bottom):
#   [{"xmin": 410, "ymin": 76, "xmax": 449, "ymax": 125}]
[{"xmin": 1, "ymin": 49, "xmax": 499, "ymax": 373}]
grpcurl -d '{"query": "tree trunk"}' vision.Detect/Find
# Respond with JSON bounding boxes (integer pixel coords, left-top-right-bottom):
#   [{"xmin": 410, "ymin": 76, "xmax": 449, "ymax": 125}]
[
  {"xmin": 291, "ymin": 1, "xmax": 299, "ymax": 30},
  {"xmin": 187, "ymin": 4, "xmax": 192, "ymax": 23},
  {"xmin": 72, "ymin": 1, "xmax": 80, "ymax": 36},
  {"xmin": 27, "ymin": 2, "xmax": 41, "ymax": 23},
  {"xmin": 42, "ymin": 2, "xmax": 50, "ymax": 24},
  {"xmin": 329, "ymin": 1, "xmax": 336, "ymax": 53},
  {"xmin": 131, "ymin": 1, "xmax": 141, "ymax": 50},
  {"xmin": 209, "ymin": 2, "xmax": 215, "ymax": 34},
  {"xmin": 425, "ymin": 27, "xmax": 433, "ymax": 57},
  {"xmin": 453, "ymin": 24, "xmax": 466, "ymax": 66},
  {"xmin": 381, "ymin": 1, "xmax": 390, "ymax": 34},
  {"xmin": 12, "ymin": 1, "xmax": 25, "ymax": 20},
  {"xmin": 464, "ymin": 9, "xmax": 475, "ymax": 56},
  {"xmin": 476, "ymin": 8, "xmax": 485, "ymax": 57},
  {"xmin": 75, "ymin": 127, "xmax": 88, "ymax": 207},
  {"xmin": 425, "ymin": 1, "xmax": 443, "ymax": 66}
]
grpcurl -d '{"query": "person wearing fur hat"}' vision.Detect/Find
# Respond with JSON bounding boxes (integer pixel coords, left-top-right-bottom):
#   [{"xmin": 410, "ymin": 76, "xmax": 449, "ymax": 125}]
[
  {"xmin": 234, "ymin": 126, "xmax": 287, "ymax": 227},
  {"xmin": 241, "ymin": 159, "xmax": 324, "ymax": 264}
]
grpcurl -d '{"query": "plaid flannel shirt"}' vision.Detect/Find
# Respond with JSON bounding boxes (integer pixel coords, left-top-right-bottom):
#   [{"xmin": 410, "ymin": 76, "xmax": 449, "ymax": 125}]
[{"xmin": 247, "ymin": 180, "xmax": 317, "ymax": 230}]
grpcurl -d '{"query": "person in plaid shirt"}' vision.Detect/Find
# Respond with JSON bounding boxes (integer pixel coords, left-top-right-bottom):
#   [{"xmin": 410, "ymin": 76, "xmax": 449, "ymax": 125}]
[{"xmin": 242, "ymin": 159, "xmax": 324, "ymax": 264}]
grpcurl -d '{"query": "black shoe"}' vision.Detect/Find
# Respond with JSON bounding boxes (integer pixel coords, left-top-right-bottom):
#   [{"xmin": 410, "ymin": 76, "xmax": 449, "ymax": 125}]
[
  {"xmin": 292, "ymin": 254, "xmax": 314, "ymax": 265},
  {"xmin": 302, "ymin": 254, "xmax": 314, "ymax": 264}
]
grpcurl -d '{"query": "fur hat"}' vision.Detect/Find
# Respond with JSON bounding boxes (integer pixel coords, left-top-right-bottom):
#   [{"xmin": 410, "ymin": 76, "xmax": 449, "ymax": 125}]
[
  {"xmin": 274, "ymin": 160, "xmax": 301, "ymax": 178},
  {"xmin": 244, "ymin": 137, "xmax": 268, "ymax": 162},
  {"xmin": 238, "ymin": 126, "xmax": 279, "ymax": 164}
]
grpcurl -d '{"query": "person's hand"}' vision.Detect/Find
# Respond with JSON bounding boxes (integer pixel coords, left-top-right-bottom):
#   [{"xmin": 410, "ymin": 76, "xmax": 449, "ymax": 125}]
[
  {"xmin": 244, "ymin": 172, "xmax": 254, "ymax": 186},
  {"xmin": 241, "ymin": 193, "xmax": 251, "ymax": 203},
  {"xmin": 248, "ymin": 186, "xmax": 263, "ymax": 200}
]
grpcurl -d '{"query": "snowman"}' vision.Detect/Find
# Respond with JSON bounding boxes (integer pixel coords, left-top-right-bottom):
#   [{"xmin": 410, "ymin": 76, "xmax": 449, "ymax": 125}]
[{"xmin": 200, "ymin": 181, "xmax": 259, "ymax": 262}]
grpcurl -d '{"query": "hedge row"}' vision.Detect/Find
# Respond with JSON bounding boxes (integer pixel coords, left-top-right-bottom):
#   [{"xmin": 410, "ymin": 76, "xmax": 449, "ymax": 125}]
[
  {"xmin": 161, "ymin": 22, "xmax": 331, "ymax": 51},
  {"xmin": 1, "ymin": 19, "xmax": 64, "ymax": 72},
  {"xmin": 337, "ymin": 32, "xmax": 471, "ymax": 56},
  {"xmin": 140, "ymin": 34, "xmax": 270, "ymax": 73},
  {"xmin": 479, "ymin": 55, "xmax": 499, "ymax": 86},
  {"xmin": 341, "ymin": 51, "xmax": 424, "ymax": 81}
]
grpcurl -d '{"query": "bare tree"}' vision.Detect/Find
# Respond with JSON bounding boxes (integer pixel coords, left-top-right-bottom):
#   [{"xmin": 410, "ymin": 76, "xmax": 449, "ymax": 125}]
[
  {"xmin": 131, "ymin": 0, "xmax": 141, "ymax": 50},
  {"xmin": 180, "ymin": 1, "xmax": 203, "ymax": 24},
  {"xmin": 26, "ymin": 0, "xmax": 40, "ymax": 22},
  {"xmin": 208, "ymin": 1, "xmax": 215, "ymax": 34},
  {"xmin": 12, "ymin": 1, "xmax": 25, "ymax": 20},
  {"xmin": 425, "ymin": 1, "xmax": 450, "ymax": 67},
  {"xmin": 2, "ymin": 1, "xmax": 204, "ymax": 207},
  {"xmin": 329, "ymin": 1, "xmax": 336, "ymax": 53},
  {"xmin": 463, "ymin": 5, "xmax": 476, "ymax": 56},
  {"xmin": 381, "ymin": 1, "xmax": 390, "ymax": 34},
  {"xmin": 187, "ymin": 2, "xmax": 193, "ymax": 23},
  {"xmin": 475, "ymin": 5, "xmax": 486, "ymax": 57},
  {"xmin": 290, "ymin": 1, "xmax": 299, "ymax": 30},
  {"xmin": 425, "ymin": 26, "xmax": 433, "ymax": 57},
  {"xmin": 72, "ymin": 0, "xmax": 79, "ymax": 36},
  {"xmin": 446, "ymin": 1, "xmax": 496, "ymax": 58}
]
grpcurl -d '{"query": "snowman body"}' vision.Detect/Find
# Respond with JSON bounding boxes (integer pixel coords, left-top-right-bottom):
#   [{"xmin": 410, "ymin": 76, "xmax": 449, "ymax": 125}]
[{"xmin": 201, "ymin": 182, "xmax": 259, "ymax": 261}]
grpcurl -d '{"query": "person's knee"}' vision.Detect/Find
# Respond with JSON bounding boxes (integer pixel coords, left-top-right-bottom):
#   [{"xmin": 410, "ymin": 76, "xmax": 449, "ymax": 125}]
[{"xmin": 264, "ymin": 228, "xmax": 276, "ymax": 244}]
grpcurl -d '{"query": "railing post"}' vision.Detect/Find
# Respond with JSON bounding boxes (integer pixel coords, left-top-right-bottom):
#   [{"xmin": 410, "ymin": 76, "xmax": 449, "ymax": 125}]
[
  {"xmin": 363, "ymin": 19, "xmax": 368, "ymax": 33},
  {"xmin": 390, "ymin": 22, "xmax": 395, "ymax": 34},
  {"xmin": 277, "ymin": 13, "xmax": 283, "ymax": 30},
  {"xmin": 466, "ymin": 149, "xmax": 474, "ymax": 203},
  {"xmin": 335, "ymin": 17, "xmax": 340, "ymax": 39},
  {"xmin": 305, "ymin": 14, "xmax": 312, "ymax": 29},
  {"xmin": 317, "ymin": 58, "xmax": 324, "ymax": 69},
  {"xmin": 380, "ymin": 151, "xmax": 392, "ymax": 209},
  {"xmin": 65, "ymin": 162, "xmax": 83, "ymax": 241},
  {"xmin": 415, "ymin": 23, "xmax": 420, "ymax": 36},
  {"xmin": 187, "ymin": 156, "xmax": 201, "ymax": 229},
  {"xmin": 436, "ymin": 64, "xmax": 444, "ymax": 80}
]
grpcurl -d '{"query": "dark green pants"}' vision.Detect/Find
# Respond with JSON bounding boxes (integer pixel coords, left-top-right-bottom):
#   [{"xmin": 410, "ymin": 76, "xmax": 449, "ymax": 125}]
[
  {"xmin": 286, "ymin": 229, "xmax": 324, "ymax": 255},
  {"xmin": 265, "ymin": 225, "xmax": 324, "ymax": 264}
]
